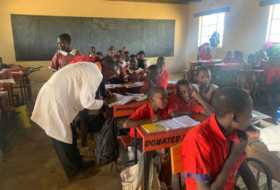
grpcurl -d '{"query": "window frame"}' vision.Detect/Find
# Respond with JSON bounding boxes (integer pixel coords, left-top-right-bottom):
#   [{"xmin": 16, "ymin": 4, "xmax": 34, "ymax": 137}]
[
  {"xmin": 198, "ymin": 12, "xmax": 225, "ymax": 48},
  {"xmin": 266, "ymin": 4, "xmax": 280, "ymax": 43}
]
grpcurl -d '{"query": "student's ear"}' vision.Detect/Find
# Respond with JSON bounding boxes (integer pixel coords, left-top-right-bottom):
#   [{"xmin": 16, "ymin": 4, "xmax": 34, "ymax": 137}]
[
  {"xmin": 149, "ymin": 96, "xmax": 154, "ymax": 103},
  {"xmin": 232, "ymin": 114, "xmax": 238, "ymax": 123}
]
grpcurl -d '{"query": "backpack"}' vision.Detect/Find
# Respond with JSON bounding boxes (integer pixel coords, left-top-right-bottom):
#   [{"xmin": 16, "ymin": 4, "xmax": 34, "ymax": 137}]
[
  {"xmin": 209, "ymin": 31, "xmax": 220, "ymax": 47},
  {"xmin": 96, "ymin": 118, "xmax": 119, "ymax": 166}
]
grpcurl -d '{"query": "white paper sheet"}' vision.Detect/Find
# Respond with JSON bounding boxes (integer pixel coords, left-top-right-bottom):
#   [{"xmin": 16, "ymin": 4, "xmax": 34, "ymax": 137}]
[{"xmin": 172, "ymin": 115, "xmax": 200, "ymax": 127}]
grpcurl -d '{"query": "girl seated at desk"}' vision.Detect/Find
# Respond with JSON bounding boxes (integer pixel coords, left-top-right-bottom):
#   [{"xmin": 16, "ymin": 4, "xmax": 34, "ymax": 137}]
[{"xmin": 126, "ymin": 55, "xmax": 146, "ymax": 82}]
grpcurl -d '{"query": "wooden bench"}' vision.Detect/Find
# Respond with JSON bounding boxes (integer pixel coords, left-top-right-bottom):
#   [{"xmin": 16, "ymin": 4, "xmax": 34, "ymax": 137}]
[
  {"xmin": 120, "ymin": 135, "xmax": 132, "ymax": 168},
  {"xmin": 170, "ymin": 143, "xmax": 184, "ymax": 190}
]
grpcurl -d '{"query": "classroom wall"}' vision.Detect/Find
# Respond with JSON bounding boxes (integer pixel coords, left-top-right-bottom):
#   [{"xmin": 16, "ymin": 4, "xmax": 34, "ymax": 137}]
[
  {"xmin": 186, "ymin": 0, "xmax": 271, "ymax": 65},
  {"xmin": 0, "ymin": 0, "xmax": 189, "ymax": 82}
]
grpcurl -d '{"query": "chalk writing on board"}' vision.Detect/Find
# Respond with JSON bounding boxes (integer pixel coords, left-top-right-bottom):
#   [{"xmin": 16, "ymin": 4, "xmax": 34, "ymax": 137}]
[{"xmin": 225, "ymin": 14, "xmax": 240, "ymax": 32}]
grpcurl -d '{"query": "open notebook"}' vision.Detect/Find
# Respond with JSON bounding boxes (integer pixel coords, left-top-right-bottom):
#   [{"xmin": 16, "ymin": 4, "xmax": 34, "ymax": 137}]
[
  {"xmin": 122, "ymin": 82, "xmax": 143, "ymax": 88},
  {"xmin": 0, "ymin": 79, "xmax": 15, "ymax": 84},
  {"xmin": 141, "ymin": 115, "xmax": 200, "ymax": 133},
  {"xmin": 108, "ymin": 93, "xmax": 147, "ymax": 107}
]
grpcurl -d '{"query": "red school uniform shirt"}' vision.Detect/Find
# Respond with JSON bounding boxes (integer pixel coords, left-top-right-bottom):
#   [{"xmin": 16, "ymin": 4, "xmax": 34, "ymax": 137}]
[
  {"xmin": 222, "ymin": 57, "xmax": 238, "ymax": 64},
  {"xmin": 110, "ymin": 66, "xmax": 128, "ymax": 80},
  {"xmin": 201, "ymin": 53, "xmax": 212, "ymax": 61},
  {"xmin": 199, "ymin": 45, "xmax": 207, "ymax": 59},
  {"xmin": 181, "ymin": 114, "xmax": 246, "ymax": 190},
  {"xmin": 266, "ymin": 66, "xmax": 280, "ymax": 85},
  {"xmin": 264, "ymin": 64, "xmax": 272, "ymax": 76},
  {"xmin": 126, "ymin": 68, "xmax": 145, "ymax": 82},
  {"xmin": 129, "ymin": 102, "xmax": 170, "ymax": 138},
  {"xmin": 142, "ymin": 77, "xmax": 168, "ymax": 91},
  {"xmin": 158, "ymin": 69, "xmax": 170, "ymax": 80},
  {"xmin": 0, "ymin": 69, "xmax": 13, "ymax": 79},
  {"xmin": 167, "ymin": 93, "xmax": 203, "ymax": 114},
  {"xmin": 49, "ymin": 49, "xmax": 83, "ymax": 71}
]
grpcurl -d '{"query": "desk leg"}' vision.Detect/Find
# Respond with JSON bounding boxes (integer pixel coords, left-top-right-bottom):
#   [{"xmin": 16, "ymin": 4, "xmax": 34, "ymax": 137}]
[
  {"xmin": 22, "ymin": 79, "xmax": 28, "ymax": 105},
  {"xmin": 134, "ymin": 127, "xmax": 137, "ymax": 164},
  {"xmin": 19, "ymin": 81, "xmax": 24, "ymax": 104},
  {"xmin": 144, "ymin": 151, "xmax": 152, "ymax": 190}
]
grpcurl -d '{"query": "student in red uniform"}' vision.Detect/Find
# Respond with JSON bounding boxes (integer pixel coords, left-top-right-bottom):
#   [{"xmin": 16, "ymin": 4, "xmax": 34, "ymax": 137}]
[
  {"xmin": 192, "ymin": 67, "xmax": 219, "ymax": 105},
  {"xmin": 122, "ymin": 47, "xmax": 127, "ymax": 53},
  {"xmin": 123, "ymin": 51, "xmax": 130, "ymax": 65},
  {"xmin": 167, "ymin": 79, "xmax": 213, "ymax": 117},
  {"xmin": 264, "ymin": 56, "xmax": 276, "ymax": 76},
  {"xmin": 198, "ymin": 43, "xmax": 209, "ymax": 60},
  {"xmin": 181, "ymin": 87, "xmax": 259, "ymax": 190},
  {"xmin": 157, "ymin": 57, "xmax": 170, "ymax": 80},
  {"xmin": 95, "ymin": 52, "xmax": 104, "ymax": 62},
  {"xmin": 110, "ymin": 55, "xmax": 128, "ymax": 82},
  {"xmin": 88, "ymin": 46, "xmax": 96, "ymax": 57},
  {"xmin": 142, "ymin": 65, "xmax": 168, "ymax": 94},
  {"xmin": 137, "ymin": 51, "xmax": 149, "ymax": 70},
  {"xmin": 107, "ymin": 48, "xmax": 114, "ymax": 57},
  {"xmin": 126, "ymin": 55, "xmax": 145, "ymax": 82},
  {"xmin": 49, "ymin": 33, "xmax": 83, "ymax": 73},
  {"xmin": 222, "ymin": 51, "xmax": 238, "ymax": 64},
  {"xmin": 0, "ymin": 58, "xmax": 14, "ymax": 107},
  {"xmin": 123, "ymin": 86, "xmax": 173, "ymax": 190},
  {"xmin": 201, "ymin": 47, "xmax": 212, "ymax": 60},
  {"xmin": 266, "ymin": 57, "xmax": 280, "ymax": 105}
]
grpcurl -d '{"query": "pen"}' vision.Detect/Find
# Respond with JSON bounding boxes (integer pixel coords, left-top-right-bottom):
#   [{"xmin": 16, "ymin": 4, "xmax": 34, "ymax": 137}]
[{"xmin": 108, "ymin": 91, "xmax": 113, "ymax": 96}]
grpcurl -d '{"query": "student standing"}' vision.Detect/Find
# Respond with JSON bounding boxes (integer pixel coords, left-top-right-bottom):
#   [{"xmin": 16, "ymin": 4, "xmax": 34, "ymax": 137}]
[
  {"xmin": 49, "ymin": 33, "xmax": 83, "ymax": 72},
  {"xmin": 123, "ymin": 86, "xmax": 173, "ymax": 190},
  {"xmin": 168, "ymin": 79, "xmax": 214, "ymax": 117},
  {"xmin": 31, "ymin": 60, "xmax": 117, "ymax": 180},
  {"xmin": 157, "ymin": 57, "xmax": 170, "ymax": 80},
  {"xmin": 192, "ymin": 67, "xmax": 219, "ymax": 105},
  {"xmin": 181, "ymin": 87, "xmax": 259, "ymax": 190}
]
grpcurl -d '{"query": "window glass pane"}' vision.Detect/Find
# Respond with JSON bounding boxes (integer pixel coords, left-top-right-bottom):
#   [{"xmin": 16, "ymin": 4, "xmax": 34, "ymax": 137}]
[
  {"xmin": 219, "ymin": 36, "xmax": 223, "ymax": 46},
  {"xmin": 201, "ymin": 26, "xmax": 209, "ymax": 36},
  {"xmin": 202, "ymin": 15, "xmax": 210, "ymax": 26},
  {"xmin": 273, "ymin": 5, "xmax": 280, "ymax": 19},
  {"xmin": 269, "ymin": 35, "xmax": 280, "ymax": 42},
  {"xmin": 209, "ymin": 14, "xmax": 218, "ymax": 25},
  {"xmin": 218, "ymin": 13, "xmax": 225, "ymax": 24},
  {"xmin": 270, "ymin": 20, "xmax": 280, "ymax": 35},
  {"xmin": 218, "ymin": 24, "xmax": 224, "ymax": 35},
  {"xmin": 201, "ymin": 37, "xmax": 209, "ymax": 44},
  {"xmin": 208, "ymin": 25, "xmax": 217, "ymax": 36}
]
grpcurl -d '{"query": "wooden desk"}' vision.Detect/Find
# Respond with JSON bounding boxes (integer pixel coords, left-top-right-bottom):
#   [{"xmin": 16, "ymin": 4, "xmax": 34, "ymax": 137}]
[
  {"xmin": 136, "ymin": 114, "xmax": 209, "ymax": 152},
  {"xmin": 7, "ymin": 67, "xmax": 29, "ymax": 75},
  {"xmin": 245, "ymin": 120, "xmax": 280, "ymax": 183},
  {"xmin": 217, "ymin": 63, "xmax": 241, "ymax": 71},
  {"xmin": 110, "ymin": 100, "xmax": 148, "ymax": 118},
  {"xmin": 167, "ymin": 83, "xmax": 177, "ymax": 93},
  {"xmin": 248, "ymin": 69, "xmax": 264, "ymax": 78}
]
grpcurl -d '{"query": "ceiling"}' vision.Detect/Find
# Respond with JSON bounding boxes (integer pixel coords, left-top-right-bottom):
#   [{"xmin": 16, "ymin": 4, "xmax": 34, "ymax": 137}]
[{"xmin": 107, "ymin": 0, "xmax": 202, "ymax": 4}]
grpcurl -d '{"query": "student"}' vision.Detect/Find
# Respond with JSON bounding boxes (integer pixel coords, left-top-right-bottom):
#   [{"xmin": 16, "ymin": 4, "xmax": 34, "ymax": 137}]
[
  {"xmin": 198, "ymin": 43, "xmax": 209, "ymax": 60},
  {"xmin": 122, "ymin": 47, "xmax": 127, "ymax": 53},
  {"xmin": 126, "ymin": 55, "xmax": 145, "ymax": 82},
  {"xmin": 240, "ymin": 54, "xmax": 257, "ymax": 93},
  {"xmin": 95, "ymin": 52, "xmax": 104, "ymax": 62},
  {"xmin": 31, "ymin": 59, "xmax": 117, "ymax": 180},
  {"xmin": 168, "ymin": 79, "xmax": 213, "ymax": 117},
  {"xmin": 157, "ymin": 57, "xmax": 170, "ymax": 80},
  {"xmin": 181, "ymin": 87, "xmax": 259, "ymax": 190},
  {"xmin": 264, "ymin": 56, "xmax": 276, "ymax": 76},
  {"xmin": 110, "ymin": 55, "xmax": 128, "ymax": 82},
  {"xmin": 142, "ymin": 65, "xmax": 168, "ymax": 94},
  {"xmin": 117, "ymin": 50, "xmax": 123, "ymax": 56},
  {"xmin": 88, "ymin": 46, "xmax": 96, "ymax": 57},
  {"xmin": 49, "ymin": 33, "xmax": 83, "ymax": 72},
  {"xmin": 123, "ymin": 51, "xmax": 130, "ymax": 65},
  {"xmin": 107, "ymin": 48, "xmax": 114, "ymax": 57},
  {"xmin": 255, "ymin": 51, "xmax": 261, "ymax": 64},
  {"xmin": 222, "ymin": 51, "xmax": 238, "ymax": 64},
  {"xmin": 123, "ymin": 86, "xmax": 173, "ymax": 189},
  {"xmin": 200, "ymin": 47, "xmax": 212, "ymax": 60},
  {"xmin": 259, "ymin": 49, "xmax": 268, "ymax": 67},
  {"xmin": 0, "ymin": 58, "xmax": 14, "ymax": 107},
  {"xmin": 192, "ymin": 67, "xmax": 219, "ymax": 105},
  {"xmin": 266, "ymin": 56, "xmax": 280, "ymax": 104},
  {"xmin": 137, "ymin": 51, "xmax": 149, "ymax": 69}
]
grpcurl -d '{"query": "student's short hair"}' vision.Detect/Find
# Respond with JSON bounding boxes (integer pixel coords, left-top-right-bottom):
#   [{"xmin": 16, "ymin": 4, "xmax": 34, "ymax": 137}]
[
  {"xmin": 91, "ymin": 46, "xmax": 95, "ymax": 49},
  {"xmin": 147, "ymin": 65, "xmax": 160, "ymax": 74},
  {"xmin": 226, "ymin": 51, "xmax": 232, "ymax": 54},
  {"xmin": 234, "ymin": 51, "xmax": 240, "ymax": 57},
  {"xmin": 129, "ymin": 54, "xmax": 137, "ymax": 59},
  {"xmin": 138, "ymin": 51, "xmax": 145, "ymax": 55},
  {"xmin": 108, "ymin": 48, "xmax": 114, "ymax": 51},
  {"xmin": 212, "ymin": 87, "xmax": 250, "ymax": 119},
  {"xmin": 206, "ymin": 47, "xmax": 211, "ymax": 51},
  {"xmin": 117, "ymin": 50, "xmax": 123, "ymax": 53},
  {"xmin": 157, "ymin": 57, "xmax": 165, "ymax": 62},
  {"xmin": 176, "ymin": 79, "xmax": 191, "ymax": 90},
  {"xmin": 101, "ymin": 56, "xmax": 116, "ymax": 67},
  {"xmin": 148, "ymin": 86, "xmax": 166, "ymax": 99},
  {"xmin": 96, "ymin": 52, "xmax": 103, "ymax": 56},
  {"xmin": 124, "ymin": 51, "xmax": 129, "ymax": 55},
  {"xmin": 248, "ymin": 54, "xmax": 255, "ymax": 61},
  {"xmin": 110, "ymin": 46, "xmax": 115, "ymax": 49},
  {"xmin": 58, "ymin": 33, "xmax": 71, "ymax": 43},
  {"xmin": 197, "ymin": 66, "xmax": 210, "ymax": 76},
  {"xmin": 122, "ymin": 47, "xmax": 126, "ymax": 49},
  {"xmin": 114, "ymin": 55, "xmax": 121, "ymax": 59}
]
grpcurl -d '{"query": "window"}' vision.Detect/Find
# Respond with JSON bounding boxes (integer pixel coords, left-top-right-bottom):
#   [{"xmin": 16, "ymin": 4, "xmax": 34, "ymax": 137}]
[
  {"xmin": 199, "ymin": 13, "xmax": 225, "ymax": 47},
  {"xmin": 267, "ymin": 4, "xmax": 280, "ymax": 43}
]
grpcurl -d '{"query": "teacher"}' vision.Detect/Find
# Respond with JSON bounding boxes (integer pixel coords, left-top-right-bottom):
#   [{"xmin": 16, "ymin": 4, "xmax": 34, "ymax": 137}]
[{"xmin": 31, "ymin": 58, "xmax": 116, "ymax": 180}]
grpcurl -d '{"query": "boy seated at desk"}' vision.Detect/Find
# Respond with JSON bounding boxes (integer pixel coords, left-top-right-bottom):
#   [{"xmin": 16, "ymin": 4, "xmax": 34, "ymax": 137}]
[
  {"xmin": 123, "ymin": 86, "xmax": 173, "ymax": 190},
  {"xmin": 181, "ymin": 87, "xmax": 259, "ymax": 190},
  {"xmin": 266, "ymin": 57, "xmax": 280, "ymax": 105},
  {"xmin": 142, "ymin": 65, "xmax": 168, "ymax": 94},
  {"xmin": 222, "ymin": 51, "xmax": 238, "ymax": 64},
  {"xmin": 157, "ymin": 57, "xmax": 170, "ymax": 80},
  {"xmin": 192, "ymin": 67, "xmax": 219, "ymax": 105},
  {"xmin": 168, "ymin": 79, "xmax": 214, "ymax": 117},
  {"xmin": 200, "ymin": 47, "xmax": 212, "ymax": 61}
]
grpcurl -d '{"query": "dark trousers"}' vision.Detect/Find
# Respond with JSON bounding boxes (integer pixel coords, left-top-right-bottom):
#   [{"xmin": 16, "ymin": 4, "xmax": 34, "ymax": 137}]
[
  {"xmin": 51, "ymin": 124, "xmax": 82, "ymax": 178},
  {"xmin": 268, "ymin": 83, "xmax": 280, "ymax": 99}
]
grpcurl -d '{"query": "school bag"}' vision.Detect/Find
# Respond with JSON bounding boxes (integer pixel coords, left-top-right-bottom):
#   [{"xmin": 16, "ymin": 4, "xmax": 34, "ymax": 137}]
[
  {"xmin": 209, "ymin": 31, "xmax": 220, "ymax": 47},
  {"xmin": 96, "ymin": 117, "xmax": 119, "ymax": 166}
]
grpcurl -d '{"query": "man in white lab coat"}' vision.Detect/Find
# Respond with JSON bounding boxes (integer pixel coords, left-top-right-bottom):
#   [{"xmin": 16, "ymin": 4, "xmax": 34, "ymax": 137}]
[{"xmin": 31, "ymin": 58, "xmax": 116, "ymax": 180}]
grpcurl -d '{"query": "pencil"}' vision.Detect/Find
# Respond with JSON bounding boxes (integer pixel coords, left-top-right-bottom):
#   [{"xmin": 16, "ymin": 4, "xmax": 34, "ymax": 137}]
[{"xmin": 108, "ymin": 91, "xmax": 113, "ymax": 96}]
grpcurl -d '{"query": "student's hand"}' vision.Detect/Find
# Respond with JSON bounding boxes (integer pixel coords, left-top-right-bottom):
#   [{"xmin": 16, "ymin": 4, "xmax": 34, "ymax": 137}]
[
  {"xmin": 230, "ymin": 130, "xmax": 248, "ymax": 157},
  {"xmin": 190, "ymin": 90, "xmax": 198, "ymax": 99},
  {"xmin": 142, "ymin": 76, "xmax": 150, "ymax": 82},
  {"xmin": 150, "ymin": 115, "xmax": 161, "ymax": 123},
  {"xmin": 245, "ymin": 125, "xmax": 260, "ymax": 139},
  {"xmin": 103, "ymin": 95, "xmax": 117, "ymax": 105}
]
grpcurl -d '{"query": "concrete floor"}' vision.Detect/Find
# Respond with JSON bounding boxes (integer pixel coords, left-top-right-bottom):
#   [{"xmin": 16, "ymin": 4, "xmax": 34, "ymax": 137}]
[{"xmin": 0, "ymin": 73, "xmax": 280, "ymax": 190}]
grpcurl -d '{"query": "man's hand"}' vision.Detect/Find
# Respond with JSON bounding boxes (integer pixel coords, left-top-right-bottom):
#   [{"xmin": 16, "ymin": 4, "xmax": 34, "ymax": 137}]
[
  {"xmin": 103, "ymin": 95, "xmax": 117, "ymax": 105},
  {"xmin": 150, "ymin": 115, "xmax": 161, "ymax": 123},
  {"xmin": 245, "ymin": 125, "xmax": 260, "ymax": 139},
  {"xmin": 230, "ymin": 130, "xmax": 248, "ymax": 157}
]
